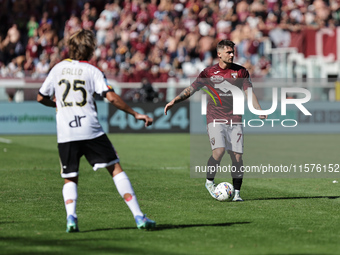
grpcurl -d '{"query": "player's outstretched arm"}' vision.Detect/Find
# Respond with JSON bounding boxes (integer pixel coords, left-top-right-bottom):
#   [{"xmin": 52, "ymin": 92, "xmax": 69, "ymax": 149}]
[
  {"xmin": 37, "ymin": 93, "xmax": 56, "ymax": 108},
  {"xmin": 106, "ymin": 91, "xmax": 153, "ymax": 127},
  {"xmin": 164, "ymin": 85, "xmax": 196, "ymax": 115},
  {"xmin": 245, "ymin": 88, "xmax": 267, "ymax": 119}
]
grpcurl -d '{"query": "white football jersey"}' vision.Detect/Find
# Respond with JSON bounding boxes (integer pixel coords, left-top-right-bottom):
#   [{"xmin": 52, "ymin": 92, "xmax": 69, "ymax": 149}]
[{"xmin": 39, "ymin": 59, "xmax": 111, "ymax": 143}]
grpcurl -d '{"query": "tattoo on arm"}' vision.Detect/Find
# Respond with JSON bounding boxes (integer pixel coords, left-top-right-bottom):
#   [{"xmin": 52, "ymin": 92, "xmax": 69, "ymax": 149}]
[{"xmin": 174, "ymin": 86, "xmax": 196, "ymax": 103}]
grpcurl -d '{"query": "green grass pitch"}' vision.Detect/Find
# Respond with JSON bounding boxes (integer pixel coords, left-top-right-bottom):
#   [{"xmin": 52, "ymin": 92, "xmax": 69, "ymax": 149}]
[{"xmin": 0, "ymin": 134, "xmax": 340, "ymax": 254}]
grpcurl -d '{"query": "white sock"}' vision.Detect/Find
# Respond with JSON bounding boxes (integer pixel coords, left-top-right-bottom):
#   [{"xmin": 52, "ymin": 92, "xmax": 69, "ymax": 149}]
[
  {"xmin": 206, "ymin": 179, "xmax": 214, "ymax": 184},
  {"xmin": 62, "ymin": 182, "xmax": 78, "ymax": 218},
  {"xmin": 235, "ymin": 190, "xmax": 240, "ymax": 195},
  {"xmin": 113, "ymin": 172, "xmax": 143, "ymax": 218}
]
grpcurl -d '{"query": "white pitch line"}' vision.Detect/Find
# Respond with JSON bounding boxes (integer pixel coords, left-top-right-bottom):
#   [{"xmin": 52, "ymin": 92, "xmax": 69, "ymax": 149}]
[
  {"xmin": 160, "ymin": 166, "xmax": 188, "ymax": 170},
  {"xmin": 0, "ymin": 137, "xmax": 12, "ymax": 144}
]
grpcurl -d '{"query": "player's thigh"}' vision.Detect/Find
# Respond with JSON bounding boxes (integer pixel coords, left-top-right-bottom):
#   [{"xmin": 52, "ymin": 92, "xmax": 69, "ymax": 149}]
[
  {"xmin": 82, "ymin": 134, "xmax": 120, "ymax": 169},
  {"xmin": 226, "ymin": 125, "xmax": 244, "ymax": 154},
  {"xmin": 207, "ymin": 122, "xmax": 227, "ymax": 150},
  {"xmin": 58, "ymin": 141, "xmax": 82, "ymax": 178}
]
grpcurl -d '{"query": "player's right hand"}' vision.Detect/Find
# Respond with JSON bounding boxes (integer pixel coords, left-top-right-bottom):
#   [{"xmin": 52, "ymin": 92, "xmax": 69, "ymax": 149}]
[
  {"xmin": 135, "ymin": 113, "xmax": 153, "ymax": 127},
  {"xmin": 164, "ymin": 101, "xmax": 174, "ymax": 115}
]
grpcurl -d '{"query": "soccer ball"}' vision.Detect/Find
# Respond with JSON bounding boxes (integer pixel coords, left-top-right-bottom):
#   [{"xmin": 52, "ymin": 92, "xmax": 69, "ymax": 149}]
[{"xmin": 215, "ymin": 182, "xmax": 235, "ymax": 202}]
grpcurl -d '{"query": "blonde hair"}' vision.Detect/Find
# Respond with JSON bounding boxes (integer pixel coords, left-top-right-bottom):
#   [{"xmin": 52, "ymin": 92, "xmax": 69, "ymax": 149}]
[{"xmin": 68, "ymin": 29, "xmax": 96, "ymax": 60}]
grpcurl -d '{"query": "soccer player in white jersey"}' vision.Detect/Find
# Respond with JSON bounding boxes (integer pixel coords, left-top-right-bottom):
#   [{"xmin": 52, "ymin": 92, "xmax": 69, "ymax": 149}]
[
  {"xmin": 165, "ymin": 40, "xmax": 267, "ymax": 201},
  {"xmin": 37, "ymin": 29, "xmax": 155, "ymax": 232}
]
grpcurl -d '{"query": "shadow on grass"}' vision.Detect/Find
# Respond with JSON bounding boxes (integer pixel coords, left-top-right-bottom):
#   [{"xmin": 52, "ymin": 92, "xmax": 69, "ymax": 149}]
[
  {"xmin": 82, "ymin": 221, "xmax": 250, "ymax": 232},
  {"xmin": 0, "ymin": 221, "xmax": 22, "ymax": 224},
  {"xmin": 247, "ymin": 196, "xmax": 340, "ymax": 201},
  {"xmin": 0, "ymin": 237, "xmax": 177, "ymax": 255},
  {"xmin": 253, "ymin": 253, "xmax": 330, "ymax": 255}
]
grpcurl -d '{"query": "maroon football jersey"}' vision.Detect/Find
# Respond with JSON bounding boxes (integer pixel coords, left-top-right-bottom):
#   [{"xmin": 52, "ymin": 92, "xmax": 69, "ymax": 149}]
[{"xmin": 191, "ymin": 63, "xmax": 252, "ymax": 124}]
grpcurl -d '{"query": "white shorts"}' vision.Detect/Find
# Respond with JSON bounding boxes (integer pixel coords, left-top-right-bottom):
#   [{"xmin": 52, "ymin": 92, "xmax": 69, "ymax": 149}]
[{"xmin": 207, "ymin": 123, "xmax": 244, "ymax": 153}]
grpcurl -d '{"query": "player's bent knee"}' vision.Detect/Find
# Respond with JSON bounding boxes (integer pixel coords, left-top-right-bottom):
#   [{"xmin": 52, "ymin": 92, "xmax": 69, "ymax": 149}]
[
  {"xmin": 107, "ymin": 163, "xmax": 123, "ymax": 177},
  {"xmin": 213, "ymin": 148, "xmax": 225, "ymax": 160},
  {"xmin": 234, "ymin": 154, "xmax": 242, "ymax": 162},
  {"xmin": 228, "ymin": 151, "xmax": 242, "ymax": 162}
]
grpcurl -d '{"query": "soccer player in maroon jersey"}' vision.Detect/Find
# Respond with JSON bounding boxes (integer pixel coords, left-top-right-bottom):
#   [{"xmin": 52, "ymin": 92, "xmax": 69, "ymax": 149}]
[{"xmin": 164, "ymin": 40, "xmax": 266, "ymax": 201}]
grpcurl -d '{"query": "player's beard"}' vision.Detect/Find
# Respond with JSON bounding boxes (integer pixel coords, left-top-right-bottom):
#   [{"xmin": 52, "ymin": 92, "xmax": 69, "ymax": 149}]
[{"xmin": 224, "ymin": 58, "xmax": 233, "ymax": 67}]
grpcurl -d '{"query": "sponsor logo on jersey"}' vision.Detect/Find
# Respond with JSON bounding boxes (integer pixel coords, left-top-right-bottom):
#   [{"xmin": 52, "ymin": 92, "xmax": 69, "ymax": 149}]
[
  {"xmin": 213, "ymin": 71, "xmax": 221, "ymax": 74},
  {"xmin": 69, "ymin": 115, "xmax": 86, "ymax": 128},
  {"xmin": 210, "ymin": 75, "xmax": 224, "ymax": 83},
  {"xmin": 231, "ymin": 73, "xmax": 238, "ymax": 79}
]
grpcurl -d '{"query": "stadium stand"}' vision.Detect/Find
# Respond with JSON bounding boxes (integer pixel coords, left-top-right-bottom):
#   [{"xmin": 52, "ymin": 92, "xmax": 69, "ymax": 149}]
[{"xmin": 1, "ymin": 0, "xmax": 340, "ymax": 102}]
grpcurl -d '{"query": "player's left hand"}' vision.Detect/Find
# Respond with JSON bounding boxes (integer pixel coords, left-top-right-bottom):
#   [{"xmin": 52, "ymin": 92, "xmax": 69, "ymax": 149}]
[
  {"xmin": 135, "ymin": 113, "xmax": 153, "ymax": 127},
  {"xmin": 164, "ymin": 100, "xmax": 175, "ymax": 115}
]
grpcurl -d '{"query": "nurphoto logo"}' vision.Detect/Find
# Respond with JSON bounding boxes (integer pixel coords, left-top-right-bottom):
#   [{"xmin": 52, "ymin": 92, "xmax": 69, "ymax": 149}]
[{"xmin": 200, "ymin": 80, "xmax": 312, "ymax": 128}]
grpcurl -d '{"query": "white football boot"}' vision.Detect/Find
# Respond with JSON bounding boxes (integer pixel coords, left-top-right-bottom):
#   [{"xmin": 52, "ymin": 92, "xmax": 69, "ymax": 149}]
[
  {"xmin": 232, "ymin": 190, "xmax": 244, "ymax": 202},
  {"xmin": 205, "ymin": 180, "xmax": 217, "ymax": 199}
]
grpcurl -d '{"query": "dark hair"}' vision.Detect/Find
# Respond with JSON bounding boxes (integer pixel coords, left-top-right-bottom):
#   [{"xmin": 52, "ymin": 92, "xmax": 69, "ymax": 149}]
[
  {"xmin": 217, "ymin": 40, "xmax": 235, "ymax": 51},
  {"xmin": 68, "ymin": 29, "xmax": 96, "ymax": 60}
]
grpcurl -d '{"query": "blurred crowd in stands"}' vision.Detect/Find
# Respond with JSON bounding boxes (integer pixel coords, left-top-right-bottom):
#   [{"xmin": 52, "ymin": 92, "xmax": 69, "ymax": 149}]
[{"xmin": 0, "ymin": 0, "xmax": 340, "ymax": 83}]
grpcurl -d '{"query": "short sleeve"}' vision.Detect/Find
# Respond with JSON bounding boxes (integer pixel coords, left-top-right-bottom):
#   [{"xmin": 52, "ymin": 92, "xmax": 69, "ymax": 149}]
[
  {"xmin": 191, "ymin": 69, "xmax": 208, "ymax": 90},
  {"xmin": 39, "ymin": 71, "xmax": 55, "ymax": 97},
  {"xmin": 240, "ymin": 69, "xmax": 252, "ymax": 90},
  {"xmin": 93, "ymin": 69, "xmax": 114, "ymax": 96}
]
